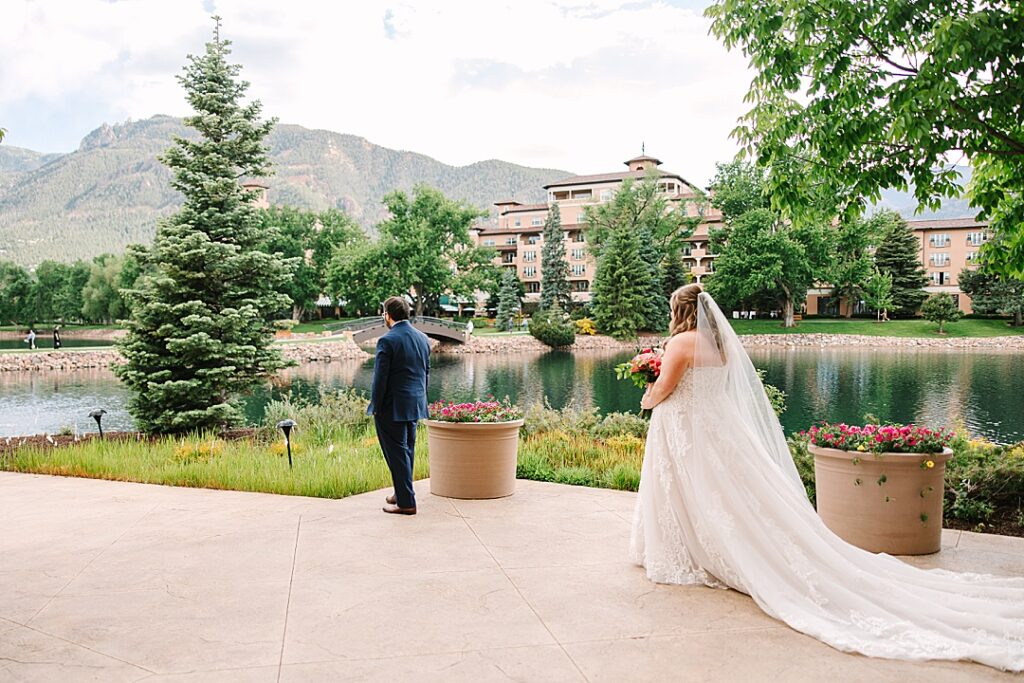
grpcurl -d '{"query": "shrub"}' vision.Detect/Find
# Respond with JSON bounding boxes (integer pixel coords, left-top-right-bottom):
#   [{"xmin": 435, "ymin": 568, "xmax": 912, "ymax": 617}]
[
  {"xmin": 574, "ymin": 318, "xmax": 597, "ymax": 335},
  {"xmin": 593, "ymin": 411, "xmax": 649, "ymax": 439},
  {"xmin": 262, "ymin": 387, "xmax": 371, "ymax": 443},
  {"xmin": 529, "ymin": 305, "xmax": 576, "ymax": 347},
  {"xmin": 521, "ymin": 402, "xmax": 601, "ymax": 437}
]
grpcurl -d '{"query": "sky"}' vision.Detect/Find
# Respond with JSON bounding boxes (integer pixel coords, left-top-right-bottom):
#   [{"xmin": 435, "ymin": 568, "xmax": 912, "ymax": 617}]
[{"xmin": 0, "ymin": 0, "xmax": 752, "ymax": 186}]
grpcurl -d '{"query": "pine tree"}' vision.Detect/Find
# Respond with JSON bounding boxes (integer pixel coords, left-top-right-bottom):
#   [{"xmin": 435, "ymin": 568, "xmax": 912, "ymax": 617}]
[
  {"xmin": 495, "ymin": 269, "xmax": 521, "ymax": 331},
  {"xmin": 115, "ymin": 19, "xmax": 292, "ymax": 434},
  {"xmin": 661, "ymin": 248, "xmax": 689, "ymax": 300},
  {"xmin": 539, "ymin": 203, "xmax": 572, "ymax": 311},
  {"xmin": 637, "ymin": 226, "xmax": 668, "ymax": 331},
  {"xmin": 921, "ymin": 293, "xmax": 962, "ymax": 333},
  {"xmin": 592, "ymin": 225, "xmax": 649, "ymax": 339},
  {"xmin": 873, "ymin": 212, "xmax": 928, "ymax": 317}
]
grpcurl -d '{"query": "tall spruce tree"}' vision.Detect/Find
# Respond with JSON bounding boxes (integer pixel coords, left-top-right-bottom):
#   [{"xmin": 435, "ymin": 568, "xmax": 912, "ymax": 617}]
[
  {"xmin": 637, "ymin": 226, "xmax": 668, "ymax": 331},
  {"xmin": 539, "ymin": 203, "xmax": 572, "ymax": 311},
  {"xmin": 592, "ymin": 225, "xmax": 649, "ymax": 339},
  {"xmin": 873, "ymin": 212, "xmax": 928, "ymax": 317},
  {"xmin": 495, "ymin": 269, "xmax": 521, "ymax": 331},
  {"xmin": 116, "ymin": 19, "xmax": 292, "ymax": 434}
]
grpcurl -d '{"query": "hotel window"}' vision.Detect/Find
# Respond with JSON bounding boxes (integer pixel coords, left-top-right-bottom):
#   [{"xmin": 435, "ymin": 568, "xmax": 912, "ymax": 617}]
[
  {"xmin": 599, "ymin": 189, "xmax": 613, "ymax": 201},
  {"xmin": 573, "ymin": 281, "xmax": 590, "ymax": 292},
  {"xmin": 527, "ymin": 282, "xmax": 541, "ymax": 293},
  {"xmin": 929, "ymin": 253, "xmax": 950, "ymax": 267},
  {"xmin": 573, "ymin": 232, "xmax": 585, "ymax": 243},
  {"xmin": 571, "ymin": 248, "xmax": 586, "ymax": 260},
  {"xmin": 514, "ymin": 218, "xmax": 521, "ymax": 227},
  {"xmin": 577, "ymin": 212, "xmax": 588, "ymax": 225},
  {"xmin": 502, "ymin": 253, "xmax": 515, "ymax": 264},
  {"xmin": 523, "ymin": 266, "xmax": 537, "ymax": 278},
  {"xmin": 505, "ymin": 237, "xmax": 518, "ymax": 245},
  {"xmin": 929, "ymin": 233, "xmax": 950, "ymax": 247},
  {"xmin": 571, "ymin": 264, "xmax": 586, "ymax": 277},
  {"xmin": 967, "ymin": 231, "xmax": 987, "ymax": 246},
  {"xmin": 966, "ymin": 251, "xmax": 980, "ymax": 263},
  {"xmin": 523, "ymin": 251, "xmax": 536, "ymax": 262},
  {"xmin": 531, "ymin": 217, "xmax": 544, "ymax": 227},
  {"xmin": 482, "ymin": 239, "xmax": 496, "ymax": 246},
  {"xmin": 682, "ymin": 244, "xmax": 693, "ymax": 256},
  {"xmin": 526, "ymin": 236, "xmax": 540, "ymax": 244},
  {"xmin": 931, "ymin": 271, "xmax": 951, "ymax": 285}
]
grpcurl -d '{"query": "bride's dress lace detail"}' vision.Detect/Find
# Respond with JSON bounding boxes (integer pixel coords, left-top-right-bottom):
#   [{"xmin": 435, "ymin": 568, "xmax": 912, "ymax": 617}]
[{"xmin": 631, "ymin": 356, "xmax": 1024, "ymax": 672}]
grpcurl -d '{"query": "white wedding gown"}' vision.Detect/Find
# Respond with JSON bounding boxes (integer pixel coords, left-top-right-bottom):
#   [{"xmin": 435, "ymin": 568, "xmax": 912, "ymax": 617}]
[{"xmin": 630, "ymin": 294, "xmax": 1024, "ymax": 671}]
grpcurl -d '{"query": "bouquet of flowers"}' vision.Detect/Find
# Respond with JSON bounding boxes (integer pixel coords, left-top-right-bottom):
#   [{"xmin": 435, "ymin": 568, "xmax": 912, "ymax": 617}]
[
  {"xmin": 615, "ymin": 348, "xmax": 663, "ymax": 389},
  {"xmin": 801, "ymin": 422, "xmax": 954, "ymax": 454},
  {"xmin": 428, "ymin": 396, "xmax": 523, "ymax": 423}
]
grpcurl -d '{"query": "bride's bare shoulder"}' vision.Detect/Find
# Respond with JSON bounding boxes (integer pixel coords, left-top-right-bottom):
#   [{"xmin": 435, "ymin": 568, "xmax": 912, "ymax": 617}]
[{"xmin": 664, "ymin": 330, "xmax": 697, "ymax": 355}]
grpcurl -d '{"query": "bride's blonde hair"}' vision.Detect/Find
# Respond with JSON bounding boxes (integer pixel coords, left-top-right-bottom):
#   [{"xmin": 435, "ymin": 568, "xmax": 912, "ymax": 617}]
[{"xmin": 669, "ymin": 283, "xmax": 703, "ymax": 336}]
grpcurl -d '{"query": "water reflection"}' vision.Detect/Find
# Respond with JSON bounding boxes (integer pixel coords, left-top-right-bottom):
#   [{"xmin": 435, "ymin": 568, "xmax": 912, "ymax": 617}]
[{"xmin": 1, "ymin": 348, "xmax": 1021, "ymax": 443}]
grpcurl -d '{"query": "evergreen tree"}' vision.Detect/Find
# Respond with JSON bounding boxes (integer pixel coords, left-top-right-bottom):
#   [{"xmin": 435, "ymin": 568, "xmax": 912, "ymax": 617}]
[
  {"xmin": 661, "ymin": 248, "xmax": 689, "ymax": 300},
  {"xmin": 960, "ymin": 267, "xmax": 1024, "ymax": 327},
  {"xmin": 495, "ymin": 269, "xmax": 521, "ymax": 331},
  {"xmin": 592, "ymin": 225, "xmax": 649, "ymax": 339},
  {"xmin": 115, "ymin": 19, "xmax": 292, "ymax": 434},
  {"xmin": 539, "ymin": 203, "xmax": 572, "ymax": 311},
  {"xmin": 637, "ymin": 226, "xmax": 668, "ymax": 331},
  {"xmin": 872, "ymin": 211, "xmax": 928, "ymax": 317}
]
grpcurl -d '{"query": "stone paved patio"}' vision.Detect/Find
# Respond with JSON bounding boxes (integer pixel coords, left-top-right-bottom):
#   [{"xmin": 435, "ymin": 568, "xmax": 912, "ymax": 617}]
[{"xmin": 1, "ymin": 471, "xmax": 1021, "ymax": 682}]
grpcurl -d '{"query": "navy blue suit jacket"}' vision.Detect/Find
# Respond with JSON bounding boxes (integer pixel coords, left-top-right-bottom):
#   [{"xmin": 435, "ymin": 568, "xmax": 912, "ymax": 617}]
[{"xmin": 367, "ymin": 320, "xmax": 431, "ymax": 421}]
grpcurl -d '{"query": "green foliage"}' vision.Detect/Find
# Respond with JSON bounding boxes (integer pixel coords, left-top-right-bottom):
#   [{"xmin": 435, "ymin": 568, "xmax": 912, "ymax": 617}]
[
  {"xmin": 921, "ymin": 293, "xmax": 963, "ymax": 333},
  {"xmin": 539, "ymin": 203, "xmax": 572, "ymax": 311},
  {"xmin": 705, "ymin": 161, "xmax": 832, "ymax": 328},
  {"xmin": 0, "ymin": 261, "xmax": 33, "ymax": 324},
  {"xmin": 706, "ymin": 0, "xmax": 1024, "ymax": 277},
  {"xmin": 495, "ymin": 269, "xmax": 521, "ymax": 332},
  {"xmin": 584, "ymin": 173, "xmax": 698, "ymax": 257},
  {"xmin": 829, "ymin": 215, "xmax": 881, "ymax": 315},
  {"xmin": 591, "ymin": 223, "xmax": 649, "ymax": 339},
  {"xmin": 872, "ymin": 212, "xmax": 928, "ymax": 316},
  {"xmin": 328, "ymin": 186, "xmax": 495, "ymax": 317},
  {"xmin": 959, "ymin": 266, "xmax": 1024, "ymax": 327},
  {"xmin": 863, "ymin": 269, "xmax": 894, "ymax": 322},
  {"xmin": 81, "ymin": 254, "xmax": 128, "ymax": 323},
  {"xmin": 115, "ymin": 22, "xmax": 292, "ymax": 434},
  {"xmin": 257, "ymin": 206, "xmax": 365, "ymax": 319},
  {"xmin": 529, "ymin": 304, "xmax": 576, "ymax": 348}
]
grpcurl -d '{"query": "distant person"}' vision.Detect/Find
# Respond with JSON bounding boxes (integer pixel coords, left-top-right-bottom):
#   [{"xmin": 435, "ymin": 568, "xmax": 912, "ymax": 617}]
[
  {"xmin": 465, "ymin": 319, "xmax": 474, "ymax": 336},
  {"xmin": 24, "ymin": 327, "xmax": 36, "ymax": 350},
  {"xmin": 52, "ymin": 324, "xmax": 62, "ymax": 350},
  {"xmin": 367, "ymin": 296, "xmax": 431, "ymax": 515}
]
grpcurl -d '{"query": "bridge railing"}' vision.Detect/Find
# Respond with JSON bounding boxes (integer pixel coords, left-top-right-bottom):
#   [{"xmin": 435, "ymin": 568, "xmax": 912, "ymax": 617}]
[{"xmin": 324, "ymin": 316, "xmax": 468, "ymax": 334}]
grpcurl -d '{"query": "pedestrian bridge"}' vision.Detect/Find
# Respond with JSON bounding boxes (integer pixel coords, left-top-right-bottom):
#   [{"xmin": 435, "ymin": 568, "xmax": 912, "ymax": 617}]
[{"xmin": 326, "ymin": 316, "xmax": 469, "ymax": 344}]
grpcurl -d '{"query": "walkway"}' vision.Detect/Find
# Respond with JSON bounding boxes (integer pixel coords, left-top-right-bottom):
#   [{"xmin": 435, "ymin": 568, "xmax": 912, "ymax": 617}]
[{"xmin": 1, "ymin": 472, "xmax": 1021, "ymax": 682}]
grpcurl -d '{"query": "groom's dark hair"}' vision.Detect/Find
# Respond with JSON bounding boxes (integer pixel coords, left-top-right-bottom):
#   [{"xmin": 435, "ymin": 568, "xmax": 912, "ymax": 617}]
[{"xmin": 384, "ymin": 296, "xmax": 411, "ymax": 321}]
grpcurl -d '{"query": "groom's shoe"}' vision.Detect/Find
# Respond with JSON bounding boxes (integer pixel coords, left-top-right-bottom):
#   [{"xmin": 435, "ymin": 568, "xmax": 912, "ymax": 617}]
[
  {"xmin": 385, "ymin": 494, "xmax": 396, "ymax": 505},
  {"xmin": 382, "ymin": 504, "xmax": 416, "ymax": 515}
]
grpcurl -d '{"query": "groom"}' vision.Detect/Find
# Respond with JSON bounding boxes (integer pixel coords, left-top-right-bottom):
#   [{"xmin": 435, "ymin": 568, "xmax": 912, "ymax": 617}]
[{"xmin": 367, "ymin": 296, "xmax": 431, "ymax": 515}]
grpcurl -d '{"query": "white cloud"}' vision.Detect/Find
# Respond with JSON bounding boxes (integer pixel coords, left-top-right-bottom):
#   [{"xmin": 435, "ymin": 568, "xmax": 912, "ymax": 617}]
[{"xmin": 0, "ymin": 0, "xmax": 752, "ymax": 185}]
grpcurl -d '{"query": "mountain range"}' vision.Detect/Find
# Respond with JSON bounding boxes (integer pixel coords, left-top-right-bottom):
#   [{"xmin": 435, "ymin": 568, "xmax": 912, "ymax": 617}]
[
  {"xmin": 0, "ymin": 115, "xmax": 978, "ymax": 267},
  {"xmin": 0, "ymin": 116, "xmax": 567, "ymax": 266}
]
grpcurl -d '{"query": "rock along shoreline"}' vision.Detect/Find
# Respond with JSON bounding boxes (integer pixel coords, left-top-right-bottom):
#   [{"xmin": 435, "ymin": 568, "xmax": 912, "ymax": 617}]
[{"xmin": 2, "ymin": 332, "xmax": 1022, "ymax": 373}]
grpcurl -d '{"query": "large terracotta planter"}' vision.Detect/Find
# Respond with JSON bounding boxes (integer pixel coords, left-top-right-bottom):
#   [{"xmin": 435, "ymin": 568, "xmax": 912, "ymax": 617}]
[
  {"xmin": 425, "ymin": 419, "xmax": 524, "ymax": 499},
  {"xmin": 810, "ymin": 444, "xmax": 952, "ymax": 555}
]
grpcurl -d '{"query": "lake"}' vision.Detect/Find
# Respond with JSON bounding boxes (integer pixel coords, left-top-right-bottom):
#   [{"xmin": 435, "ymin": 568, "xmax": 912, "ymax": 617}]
[{"xmin": 0, "ymin": 347, "xmax": 1021, "ymax": 443}]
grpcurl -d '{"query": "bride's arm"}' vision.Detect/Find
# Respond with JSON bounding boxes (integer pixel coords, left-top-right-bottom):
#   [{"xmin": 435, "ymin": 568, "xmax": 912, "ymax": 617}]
[{"xmin": 640, "ymin": 333, "xmax": 694, "ymax": 410}]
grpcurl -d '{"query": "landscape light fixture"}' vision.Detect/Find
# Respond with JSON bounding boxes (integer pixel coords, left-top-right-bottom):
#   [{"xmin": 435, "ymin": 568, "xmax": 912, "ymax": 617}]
[
  {"xmin": 277, "ymin": 419, "xmax": 297, "ymax": 469},
  {"xmin": 88, "ymin": 408, "xmax": 107, "ymax": 438}
]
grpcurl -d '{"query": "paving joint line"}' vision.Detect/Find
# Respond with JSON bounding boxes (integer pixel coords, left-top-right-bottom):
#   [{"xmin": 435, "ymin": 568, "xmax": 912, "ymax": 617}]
[
  {"xmin": 25, "ymin": 501, "xmax": 163, "ymax": 626},
  {"xmin": 276, "ymin": 513, "xmax": 302, "ymax": 683}
]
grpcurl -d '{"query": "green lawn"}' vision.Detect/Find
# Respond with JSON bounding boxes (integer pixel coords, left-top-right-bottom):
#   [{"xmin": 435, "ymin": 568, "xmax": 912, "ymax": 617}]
[
  {"xmin": 0, "ymin": 323, "xmax": 122, "ymax": 332},
  {"xmin": 728, "ymin": 317, "xmax": 1024, "ymax": 338},
  {"xmin": 290, "ymin": 319, "xmax": 355, "ymax": 334}
]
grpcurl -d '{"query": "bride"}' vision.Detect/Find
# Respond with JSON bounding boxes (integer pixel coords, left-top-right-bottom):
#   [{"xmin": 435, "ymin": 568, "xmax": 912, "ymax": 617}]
[{"xmin": 630, "ymin": 283, "xmax": 1024, "ymax": 671}]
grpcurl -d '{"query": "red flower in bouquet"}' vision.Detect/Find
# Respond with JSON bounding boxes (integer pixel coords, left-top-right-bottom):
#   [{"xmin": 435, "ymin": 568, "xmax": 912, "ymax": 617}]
[{"xmin": 616, "ymin": 348, "xmax": 663, "ymax": 389}]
